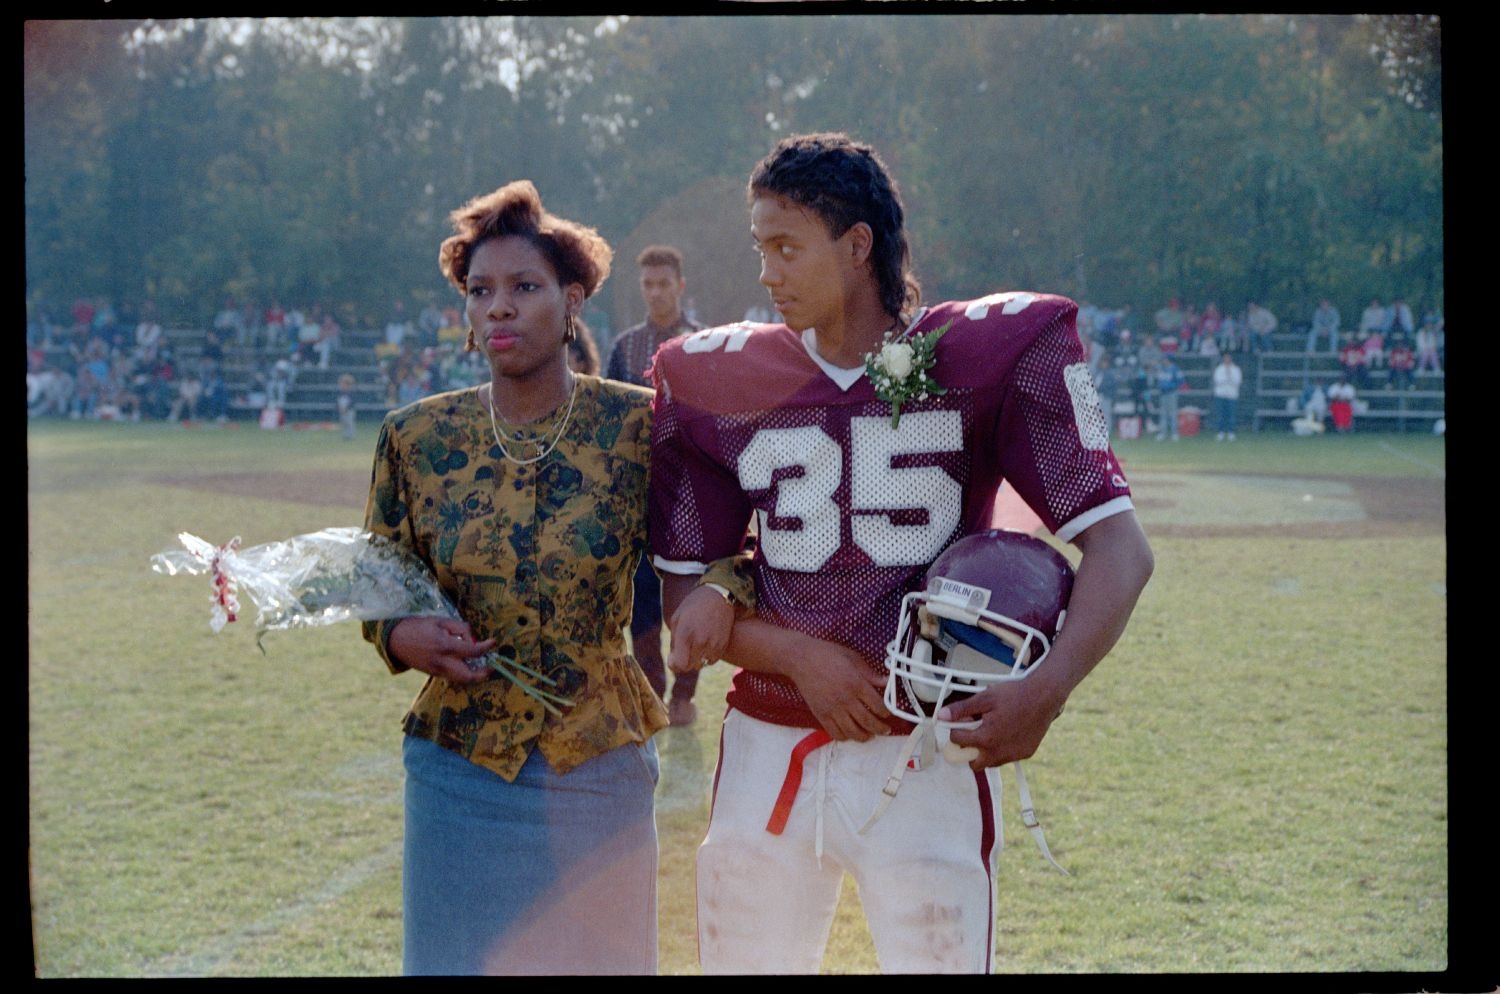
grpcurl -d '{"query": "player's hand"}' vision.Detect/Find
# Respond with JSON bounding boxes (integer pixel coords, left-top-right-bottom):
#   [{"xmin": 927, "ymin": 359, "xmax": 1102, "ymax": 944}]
[
  {"xmin": 387, "ymin": 616, "xmax": 498, "ymax": 685},
  {"xmin": 939, "ymin": 678, "xmax": 1068, "ymax": 771},
  {"xmin": 666, "ymin": 584, "xmax": 735, "ymax": 675},
  {"xmin": 782, "ymin": 636, "xmax": 890, "ymax": 742}
]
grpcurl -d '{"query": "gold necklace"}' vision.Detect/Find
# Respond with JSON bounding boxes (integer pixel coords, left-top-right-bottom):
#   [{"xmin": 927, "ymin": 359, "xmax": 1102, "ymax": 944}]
[{"xmin": 485, "ymin": 376, "xmax": 578, "ymax": 466}]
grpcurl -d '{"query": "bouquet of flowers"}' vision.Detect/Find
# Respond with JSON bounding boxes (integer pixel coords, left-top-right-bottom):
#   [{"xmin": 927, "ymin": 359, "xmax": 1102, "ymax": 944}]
[{"xmin": 151, "ymin": 526, "xmax": 573, "ymax": 714}]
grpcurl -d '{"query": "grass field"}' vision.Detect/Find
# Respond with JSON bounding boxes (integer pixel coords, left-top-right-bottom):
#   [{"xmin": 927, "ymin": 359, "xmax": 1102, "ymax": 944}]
[{"xmin": 27, "ymin": 420, "xmax": 1450, "ymax": 978}]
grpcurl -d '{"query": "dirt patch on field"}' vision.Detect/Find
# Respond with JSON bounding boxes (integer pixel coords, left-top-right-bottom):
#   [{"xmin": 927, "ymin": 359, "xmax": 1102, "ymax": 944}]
[
  {"xmin": 160, "ymin": 468, "xmax": 1444, "ymax": 540},
  {"xmin": 160, "ymin": 470, "xmax": 370, "ymax": 509},
  {"xmin": 1136, "ymin": 472, "xmax": 1444, "ymax": 539}
]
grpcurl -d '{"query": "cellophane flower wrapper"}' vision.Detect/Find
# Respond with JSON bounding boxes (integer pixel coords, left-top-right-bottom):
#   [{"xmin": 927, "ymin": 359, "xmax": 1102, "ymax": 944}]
[{"xmin": 150, "ymin": 526, "xmax": 573, "ymax": 714}]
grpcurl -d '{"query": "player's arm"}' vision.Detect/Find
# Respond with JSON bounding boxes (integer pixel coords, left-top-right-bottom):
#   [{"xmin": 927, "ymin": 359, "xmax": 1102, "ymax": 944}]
[
  {"xmin": 940, "ymin": 508, "xmax": 1153, "ymax": 769},
  {"xmin": 662, "ymin": 573, "xmax": 889, "ymax": 742}
]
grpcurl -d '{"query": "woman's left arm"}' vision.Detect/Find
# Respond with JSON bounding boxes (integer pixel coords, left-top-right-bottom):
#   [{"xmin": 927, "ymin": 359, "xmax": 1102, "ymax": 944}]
[{"xmin": 360, "ymin": 414, "xmax": 491, "ymax": 678}]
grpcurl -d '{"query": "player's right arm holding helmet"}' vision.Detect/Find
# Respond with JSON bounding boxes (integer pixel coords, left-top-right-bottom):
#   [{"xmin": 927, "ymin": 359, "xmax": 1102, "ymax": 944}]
[{"xmin": 937, "ymin": 510, "xmax": 1152, "ymax": 769}]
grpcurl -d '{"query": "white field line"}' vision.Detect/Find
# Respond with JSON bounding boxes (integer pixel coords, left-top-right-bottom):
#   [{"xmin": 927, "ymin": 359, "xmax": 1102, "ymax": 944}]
[
  {"xmin": 1377, "ymin": 440, "xmax": 1446, "ymax": 480},
  {"xmin": 145, "ymin": 838, "xmax": 402, "ymax": 977}
]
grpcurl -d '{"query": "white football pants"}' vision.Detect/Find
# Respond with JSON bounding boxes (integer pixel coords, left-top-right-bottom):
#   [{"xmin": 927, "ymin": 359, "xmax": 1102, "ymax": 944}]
[{"xmin": 696, "ymin": 709, "xmax": 1001, "ymax": 974}]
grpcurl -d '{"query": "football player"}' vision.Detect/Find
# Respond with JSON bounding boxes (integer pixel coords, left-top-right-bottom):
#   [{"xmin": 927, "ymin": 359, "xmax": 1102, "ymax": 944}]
[{"xmin": 650, "ymin": 132, "xmax": 1154, "ymax": 973}]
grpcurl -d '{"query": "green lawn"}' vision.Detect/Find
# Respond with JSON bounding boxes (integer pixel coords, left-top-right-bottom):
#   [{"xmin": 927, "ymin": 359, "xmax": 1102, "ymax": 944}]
[{"xmin": 28, "ymin": 420, "xmax": 1448, "ymax": 978}]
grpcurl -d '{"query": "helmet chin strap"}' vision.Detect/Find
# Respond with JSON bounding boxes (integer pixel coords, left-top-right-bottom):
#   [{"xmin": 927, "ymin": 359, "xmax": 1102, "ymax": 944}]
[{"xmin": 862, "ymin": 659, "xmax": 1070, "ymax": 875}]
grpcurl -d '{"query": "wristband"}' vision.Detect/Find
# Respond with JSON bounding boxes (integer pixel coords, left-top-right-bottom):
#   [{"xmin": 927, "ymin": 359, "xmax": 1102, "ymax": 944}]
[{"xmin": 700, "ymin": 581, "xmax": 734, "ymax": 605}]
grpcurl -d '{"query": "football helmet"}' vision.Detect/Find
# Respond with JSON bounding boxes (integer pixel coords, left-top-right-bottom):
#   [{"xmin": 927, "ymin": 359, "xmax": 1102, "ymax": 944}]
[{"xmin": 884, "ymin": 529, "xmax": 1075, "ymax": 731}]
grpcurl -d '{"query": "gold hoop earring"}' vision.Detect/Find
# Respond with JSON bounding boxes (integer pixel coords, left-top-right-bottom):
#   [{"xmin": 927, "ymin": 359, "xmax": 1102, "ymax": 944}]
[{"xmin": 465, "ymin": 327, "xmax": 478, "ymax": 352}]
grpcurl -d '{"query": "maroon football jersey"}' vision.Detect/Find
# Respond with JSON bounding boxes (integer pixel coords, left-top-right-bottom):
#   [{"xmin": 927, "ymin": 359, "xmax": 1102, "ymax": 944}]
[{"xmin": 649, "ymin": 292, "xmax": 1134, "ymax": 729}]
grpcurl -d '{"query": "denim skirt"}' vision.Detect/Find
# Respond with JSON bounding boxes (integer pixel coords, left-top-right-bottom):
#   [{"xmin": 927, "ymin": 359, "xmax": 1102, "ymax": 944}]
[{"xmin": 401, "ymin": 734, "xmax": 660, "ymax": 975}]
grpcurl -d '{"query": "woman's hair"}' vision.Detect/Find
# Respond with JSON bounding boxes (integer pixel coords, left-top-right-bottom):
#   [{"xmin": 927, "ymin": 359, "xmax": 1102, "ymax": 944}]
[
  {"xmin": 567, "ymin": 317, "xmax": 601, "ymax": 375},
  {"xmin": 439, "ymin": 180, "xmax": 613, "ymax": 298},
  {"xmin": 748, "ymin": 132, "xmax": 920, "ymax": 320}
]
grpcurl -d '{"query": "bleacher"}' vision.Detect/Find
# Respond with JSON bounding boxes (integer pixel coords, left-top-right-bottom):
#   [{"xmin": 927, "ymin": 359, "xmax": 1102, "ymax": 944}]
[
  {"xmin": 42, "ymin": 320, "xmax": 1443, "ymax": 435},
  {"xmin": 1130, "ymin": 325, "xmax": 1442, "ymax": 436},
  {"xmin": 216, "ymin": 325, "xmax": 392, "ymax": 423}
]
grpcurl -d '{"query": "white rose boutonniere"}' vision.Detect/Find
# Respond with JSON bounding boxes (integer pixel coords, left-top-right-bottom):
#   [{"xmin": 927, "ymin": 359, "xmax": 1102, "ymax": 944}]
[{"xmin": 863, "ymin": 320, "xmax": 952, "ymax": 428}]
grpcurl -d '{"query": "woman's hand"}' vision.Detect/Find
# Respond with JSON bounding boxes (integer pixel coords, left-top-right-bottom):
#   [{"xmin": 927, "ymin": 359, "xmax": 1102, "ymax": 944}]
[
  {"xmin": 665, "ymin": 585, "xmax": 735, "ymax": 675},
  {"xmin": 387, "ymin": 617, "xmax": 498, "ymax": 685}
]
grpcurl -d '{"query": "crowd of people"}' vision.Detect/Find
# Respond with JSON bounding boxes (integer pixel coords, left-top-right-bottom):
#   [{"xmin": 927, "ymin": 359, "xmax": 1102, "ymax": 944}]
[
  {"xmin": 28, "ymin": 283, "xmax": 1444, "ymax": 441},
  {"xmin": 1066, "ymin": 293, "xmax": 1444, "ymax": 441},
  {"xmin": 26, "ymin": 299, "xmax": 229, "ymax": 423}
]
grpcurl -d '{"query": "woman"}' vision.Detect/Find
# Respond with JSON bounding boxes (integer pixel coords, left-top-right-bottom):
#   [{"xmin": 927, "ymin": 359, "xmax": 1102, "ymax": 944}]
[{"xmin": 362, "ymin": 180, "xmax": 745, "ymax": 975}]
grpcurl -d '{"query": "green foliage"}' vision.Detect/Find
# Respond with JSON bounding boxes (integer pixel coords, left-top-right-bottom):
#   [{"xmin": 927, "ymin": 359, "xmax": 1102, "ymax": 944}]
[{"xmin": 24, "ymin": 15, "xmax": 1441, "ymax": 326}]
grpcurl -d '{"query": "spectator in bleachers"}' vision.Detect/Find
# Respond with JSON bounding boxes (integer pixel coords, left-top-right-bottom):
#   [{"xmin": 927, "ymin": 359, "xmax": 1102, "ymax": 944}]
[
  {"xmin": 418, "ymin": 301, "xmax": 444, "ymax": 349},
  {"xmin": 201, "ymin": 327, "xmax": 225, "ymax": 368},
  {"xmin": 1328, "ymin": 374, "xmax": 1356, "ymax": 433},
  {"xmin": 105, "ymin": 355, "xmax": 143, "ymax": 421},
  {"xmin": 396, "ymin": 367, "xmax": 427, "ymax": 407},
  {"xmin": 27, "ymin": 352, "xmax": 72, "ymax": 417},
  {"xmin": 283, "ymin": 305, "xmax": 306, "ymax": 355},
  {"xmin": 337, "ymin": 373, "xmax": 357, "ymax": 441},
  {"xmin": 1211, "ymin": 351, "xmax": 1242, "ymax": 441},
  {"xmin": 315, "ymin": 311, "xmax": 341, "ymax": 369},
  {"xmin": 1359, "ymin": 298, "xmax": 1389, "ymax": 336},
  {"xmin": 1094, "ymin": 354, "xmax": 1123, "ymax": 438},
  {"xmin": 1420, "ymin": 305, "xmax": 1444, "ymax": 370},
  {"xmin": 1245, "ymin": 301, "xmax": 1278, "ymax": 353},
  {"xmin": 1177, "ymin": 302, "xmax": 1201, "ymax": 353},
  {"xmin": 1387, "ymin": 335, "xmax": 1416, "ymax": 390},
  {"xmin": 1154, "ymin": 297, "xmax": 1185, "ymax": 346},
  {"xmin": 1307, "ymin": 299, "xmax": 1340, "ymax": 354},
  {"xmin": 1299, "ymin": 379, "xmax": 1328, "ymax": 425},
  {"xmin": 1136, "ymin": 330, "xmax": 1163, "ymax": 371},
  {"xmin": 142, "ymin": 351, "xmax": 177, "ymax": 420},
  {"xmin": 1360, "ymin": 323, "xmax": 1386, "ymax": 374},
  {"xmin": 169, "ymin": 364, "xmax": 203, "ymax": 422},
  {"xmin": 199, "ymin": 358, "xmax": 228, "ymax": 422},
  {"xmin": 439, "ymin": 346, "xmax": 484, "ymax": 390},
  {"xmin": 91, "ymin": 299, "xmax": 120, "ymax": 351},
  {"xmin": 70, "ymin": 362, "xmax": 104, "ymax": 420},
  {"xmin": 1415, "ymin": 318, "xmax": 1441, "ymax": 373},
  {"xmin": 264, "ymin": 301, "xmax": 288, "ymax": 353},
  {"xmin": 240, "ymin": 299, "xmax": 262, "ymax": 346},
  {"xmin": 1084, "ymin": 325, "xmax": 1107, "ymax": 373},
  {"xmin": 295, "ymin": 305, "xmax": 324, "ymax": 363},
  {"xmin": 267, "ymin": 358, "xmax": 294, "ymax": 408},
  {"xmin": 70, "ymin": 297, "xmax": 96, "ymax": 334},
  {"xmin": 1338, "ymin": 333, "xmax": 1369, "ymax": 388},
  {"xmin": 1198, "ymin": 302, "xmax": 1221, "ymax": 349},
  {"xmin": 1389, "ymin": 297, "xmax": 1415, "ymax": 336},
  {"xmin": 214, "ymin": 297, "xmax": 246, "ymax": 348},
  {"xmin": 1077, "ymin": 301, "xmax": 1101, "ymax": 342},
  {"xmin": 134, "ymin": 302, "xmax": 164, "ymax": 363},
  {"xmin": 1217, "ymin": 309, "xmax": 1241, "ymax": 353},
  {"xmin": 384, "ymin": 300, "xmax": 413, "ymax": 348},
  {"xmin": 1154, "ymin": 353, "xmax": 1186, "ymax": 441}
]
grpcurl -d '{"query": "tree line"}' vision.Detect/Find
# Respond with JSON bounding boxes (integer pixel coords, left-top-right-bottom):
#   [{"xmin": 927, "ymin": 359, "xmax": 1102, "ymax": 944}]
[{"xmin": 25, "ymin": 15, "xmax": 1442, "ymax": 337}]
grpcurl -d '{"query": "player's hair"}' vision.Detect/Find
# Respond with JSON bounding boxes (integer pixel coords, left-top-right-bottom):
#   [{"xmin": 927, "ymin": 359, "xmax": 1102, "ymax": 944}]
[
  {"xmin": 748, "ymin": 132, "xmax": 921, "ymax": 320},
  {"xmin": 439, "ymin": 180, "xmax": 613, "ymax": 297},
  {"xmin": 636, "ymin": 244, "xmax": 685, "ymax": 279}
]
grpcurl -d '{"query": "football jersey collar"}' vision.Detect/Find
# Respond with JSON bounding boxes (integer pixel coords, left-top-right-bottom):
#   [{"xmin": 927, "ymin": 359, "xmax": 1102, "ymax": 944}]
[{"xmin": 800, "ymin": 308, "xmax": 928, "ymax": 393}]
